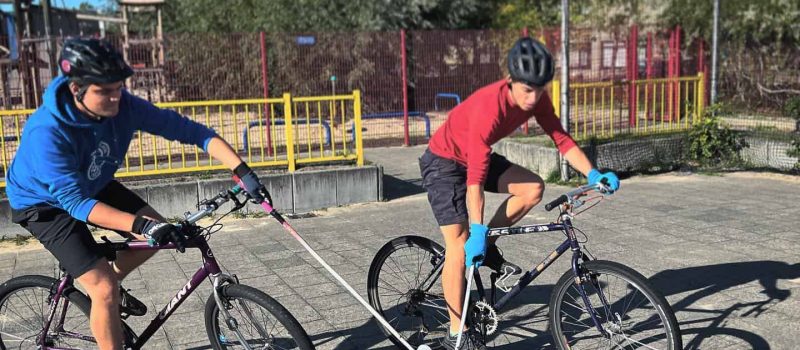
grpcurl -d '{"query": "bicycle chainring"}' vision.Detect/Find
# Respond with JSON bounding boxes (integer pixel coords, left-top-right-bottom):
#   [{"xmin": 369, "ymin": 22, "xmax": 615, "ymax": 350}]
[{"xmin": 473, "ymin": 301, "xmax": 498, "ymax": 335}]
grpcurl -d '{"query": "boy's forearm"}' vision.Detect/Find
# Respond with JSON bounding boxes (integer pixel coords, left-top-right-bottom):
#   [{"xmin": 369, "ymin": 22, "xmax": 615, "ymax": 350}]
[
  {"xmin": 206, "ymin": 137, "xmax": 243, "ymax": 170},
  {"xmin": 563, "ymin": 146, "xmax": 594, "ymax": 176},
  {"xmin": 466, "ymin": 184, "xmax": 485, "ymax": 225}
]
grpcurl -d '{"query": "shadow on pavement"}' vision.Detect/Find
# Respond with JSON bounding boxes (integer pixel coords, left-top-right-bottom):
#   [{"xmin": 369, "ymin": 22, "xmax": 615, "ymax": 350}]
[
  {"xmin": 649, "ymin": 260, "xmax": 799, "ymax": 350},
  {"xmin": 313, "ymin": 260, "xmax": 797, "ymax": 349},
  {"xmin": 383, "ymin": 175, "xmax": 425, "ymax": 201}
]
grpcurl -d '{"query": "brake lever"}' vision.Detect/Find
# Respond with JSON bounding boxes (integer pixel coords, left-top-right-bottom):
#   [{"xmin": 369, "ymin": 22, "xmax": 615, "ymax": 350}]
[
  {"xmin": 597, "ymin": 183, "xmax": 613, "ymax": 195},
  {"xmin": 230, "ymin": 191, "xmax": 247, "ymax": 210}
]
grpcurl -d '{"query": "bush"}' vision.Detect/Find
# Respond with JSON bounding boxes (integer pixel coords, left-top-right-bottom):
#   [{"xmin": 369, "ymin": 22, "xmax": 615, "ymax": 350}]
[
  {"xmin": 687, "ymin": 104, "xmax": 748, "ymax": 167},
  {"xmin": 784, "ymin": 97, "xmax": 800, "ymax": 120},
  {"xmin": 788, "ymin": 138, "xmax": 800, "ymax": 169},
  {"xmin": 785, "ymin": 97, "xmax": 800, "ymax": 133}
]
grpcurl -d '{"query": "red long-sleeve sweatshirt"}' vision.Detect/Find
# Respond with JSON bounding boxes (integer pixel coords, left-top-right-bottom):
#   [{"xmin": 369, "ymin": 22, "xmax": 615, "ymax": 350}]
[{"xmin": 428, "ymin": 79, "xmax": 578, "ymax": 186}]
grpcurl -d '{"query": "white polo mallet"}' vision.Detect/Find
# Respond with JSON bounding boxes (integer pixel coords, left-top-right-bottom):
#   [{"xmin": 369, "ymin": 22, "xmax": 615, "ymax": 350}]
[
  {"xmin": 253, "ymin": 198, "xmax": 432, "ymax": 350},
  {"xmin": 454, "ymin": 264, "xmax": 476, "ymax": 348}
]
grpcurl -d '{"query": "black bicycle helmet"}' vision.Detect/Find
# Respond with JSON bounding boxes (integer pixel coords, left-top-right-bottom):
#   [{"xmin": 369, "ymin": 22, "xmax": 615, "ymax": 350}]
[
  {"xmin": 59, "ymin": 38, "xmax": 133, "ymax": 85},
  {"xmin": 507, "ymin": 37, "xmax": 554, "ymax": 87}
]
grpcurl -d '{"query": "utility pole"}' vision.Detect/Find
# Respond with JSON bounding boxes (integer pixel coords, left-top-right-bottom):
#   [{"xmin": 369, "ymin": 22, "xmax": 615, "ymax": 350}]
[
  {"xmin": 41, "ymin": 0, "xmax": 57, "ymax": 77},
  {"xmin": 710, "ymin": 0, "xmax": 719, "ymax": 105},
  {"xmin": 560, "ymin": 0, "xmax": 571, "ymax": 181}
]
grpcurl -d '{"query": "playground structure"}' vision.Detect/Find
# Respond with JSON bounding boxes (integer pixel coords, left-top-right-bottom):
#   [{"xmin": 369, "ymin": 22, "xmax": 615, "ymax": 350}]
[{"xmin": 0, "ymin": 0, "xmax": 166, "ymax": 109}]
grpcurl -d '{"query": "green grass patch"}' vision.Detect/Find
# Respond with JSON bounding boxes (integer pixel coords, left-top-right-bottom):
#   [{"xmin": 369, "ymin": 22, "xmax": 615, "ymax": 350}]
[
  {"xmin": 0, "ymin": 235, "xmax": 33, "ymax": 246},
  {"xmin": 544, "ymin": 169, "xmax": 585, "ymax": 187},
  {"xmin": 507, "ymin": 134, "xmax": 557, "ymax": 147}
]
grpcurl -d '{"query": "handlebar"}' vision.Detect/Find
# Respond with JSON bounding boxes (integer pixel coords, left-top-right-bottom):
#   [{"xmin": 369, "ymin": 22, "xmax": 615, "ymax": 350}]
[
  {"xmin": 544, "ymin": 195, "xmax": 568, "ymax": 211},
  {"xmin": 544, "ymin": 183, "xmax": 611, "ymax": 212},
  {"xmin": 183, "ymin": 184, "xmax": 244, "ymax": 224}
]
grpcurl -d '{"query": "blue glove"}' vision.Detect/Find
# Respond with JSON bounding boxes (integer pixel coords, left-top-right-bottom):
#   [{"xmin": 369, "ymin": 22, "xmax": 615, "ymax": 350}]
[
  {"xmin": 464, "ymin": 223, "xmax": 488, "ymax": 267},
  {"xmin": 588, "ymin": 169, "xmax": 620, "ymax": 192}
]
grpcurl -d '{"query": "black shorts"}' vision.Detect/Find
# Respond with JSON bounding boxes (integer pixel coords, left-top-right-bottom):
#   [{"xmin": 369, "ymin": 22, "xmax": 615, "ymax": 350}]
[
  {"xmin": 11, "ymin": 180, "xmax": 149, "ymax": 278},
  {"xmin": 419, "ymin": 148, "xmax": 514, "ymax": 226}
]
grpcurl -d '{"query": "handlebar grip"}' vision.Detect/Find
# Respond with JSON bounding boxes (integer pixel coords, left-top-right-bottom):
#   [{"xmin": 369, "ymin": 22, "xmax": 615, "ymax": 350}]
[{"xmin": 545, "ymin": 194, "xmax": 568, "ymax": 211}]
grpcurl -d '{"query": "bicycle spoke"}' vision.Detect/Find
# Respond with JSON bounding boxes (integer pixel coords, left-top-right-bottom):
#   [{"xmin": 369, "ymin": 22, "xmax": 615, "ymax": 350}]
[
  {"xmin": 377, "ymin": 276, "xmax": 408, "ymax": 295},
  {"xmin": 620, "ymin": 334, "xmax": 661, "ymax": 350},
  {"xmin": 237, "ymin": 299, "xmax": 272, "ymax": 340},
  {"xmin": 562, "ymin": 296, "xmax": 590, "ymax": 314},
  {"xmin": 387, "ymin": 254, "xmax": 415, "ymax": 287}
]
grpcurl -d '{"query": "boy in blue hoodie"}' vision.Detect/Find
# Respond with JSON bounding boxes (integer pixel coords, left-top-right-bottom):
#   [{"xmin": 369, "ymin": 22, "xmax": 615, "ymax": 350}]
[{"xmin": 6, "ymin": 38, "xmax": 268, "ymax": 349}]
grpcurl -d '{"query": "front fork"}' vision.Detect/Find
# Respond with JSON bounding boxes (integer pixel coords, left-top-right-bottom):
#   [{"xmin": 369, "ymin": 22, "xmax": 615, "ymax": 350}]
[
  {"xmin": 570, "ymin": 250, "xmax": 613, "ymax": 338},
  {"xmin": 211, "ymin": 273, "xmax": 255, "ymax": 349}
]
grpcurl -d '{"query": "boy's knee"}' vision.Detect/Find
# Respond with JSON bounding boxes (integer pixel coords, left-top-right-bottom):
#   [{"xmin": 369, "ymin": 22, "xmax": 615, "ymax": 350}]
[
  {"xmin": 89, "ymin": 279, "xmax": 120, "ymax": 306},
  {"xmin": 523, "ymin": 182, "xmax": 545, "ymax": 207},
  {"xmin": 79, "ymin": 264, "xmax": 120, "ymax": 305}
]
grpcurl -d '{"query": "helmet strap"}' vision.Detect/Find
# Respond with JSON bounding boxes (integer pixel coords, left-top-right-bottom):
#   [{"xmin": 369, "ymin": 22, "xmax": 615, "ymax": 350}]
[
  {"xmin": 73, "ymin": 85, "xmax": 104, "ymax": 121},
  {"xmin": 76, "ymin": 84, "xmax": 89, "ymax": 102},
  {"xmin": 77, "ymin": 99, "xmax": 105, "ymax": 121}
]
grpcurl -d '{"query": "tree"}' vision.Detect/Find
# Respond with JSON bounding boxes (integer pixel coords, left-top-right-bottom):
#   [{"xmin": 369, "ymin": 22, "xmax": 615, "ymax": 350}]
[
  {"xmin": 488, "ymin": 0, "xmax": 671, "ymax": 31},
  {"xmin": 659, "ymin": 0, "xmax": 800, "ymax": 110},
  {"xmin": 161, "ymin": 0, "xmax": 494, "ymax": 33},
  {"xmin": 77, "ymin": 2, "xmax": 96, "ymax": 12},
  {"xmin": 660, "ymin": 0, "xmax": 799, "ymax": 45}
]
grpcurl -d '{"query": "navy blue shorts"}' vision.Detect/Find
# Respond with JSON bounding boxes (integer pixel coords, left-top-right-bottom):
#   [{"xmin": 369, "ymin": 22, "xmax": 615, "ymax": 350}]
[
  {"xmin": 11, "ymin": 180, "xmax": 149, "ymax": 278},
  {"xmin": 419, "ymin": 148, "xmax": 513, "ymax": 226}
]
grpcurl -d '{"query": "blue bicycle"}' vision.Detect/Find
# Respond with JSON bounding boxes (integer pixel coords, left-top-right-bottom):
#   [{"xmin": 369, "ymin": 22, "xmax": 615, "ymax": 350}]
[{"xmin": 367, "ymin": 183, "xmax": 682, "ymax": 349}]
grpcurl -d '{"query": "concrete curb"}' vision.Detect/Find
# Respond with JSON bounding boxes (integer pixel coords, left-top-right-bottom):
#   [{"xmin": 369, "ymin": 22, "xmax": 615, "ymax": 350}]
[
  {"xmin": 0, "ymin": 165, "xmax": 382, "ymax": 238},
  {"xmin": 496, "ymin": 133, "xmax": 797, "ymax": 176}
]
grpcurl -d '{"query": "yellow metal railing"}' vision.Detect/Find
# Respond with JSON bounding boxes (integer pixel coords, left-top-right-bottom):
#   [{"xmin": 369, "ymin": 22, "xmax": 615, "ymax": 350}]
[
  {"xmin": 551, "ymin": 73, "xmax": 705, "ymax": 140},
  {"xmin": 0, "ymin": 91, "xmax": 364, "ymax": 187},
  {"xmin": 0, "ymin": 109, "xmax": 33, "ymax": 188}
]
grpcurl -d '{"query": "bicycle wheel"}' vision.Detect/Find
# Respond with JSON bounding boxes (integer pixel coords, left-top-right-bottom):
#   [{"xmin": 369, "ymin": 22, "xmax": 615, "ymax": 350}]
[
  {"xmin": 204, "ymin": 284, "xmax": 314, "ymax": 350},
  {"xmin": 0, "ymin": 274, "xmax": 137, "ymax": 349},
  {"xmin": 0, "ymin": 275, "xmax": 93, "ymax": 349},
  {"xmin": 367, "ymin": 235, "xmax": 448, "ymax": 349},
  {"xmin": 549, "ymin": 260, "xmax": 682, "ymax": 350}
]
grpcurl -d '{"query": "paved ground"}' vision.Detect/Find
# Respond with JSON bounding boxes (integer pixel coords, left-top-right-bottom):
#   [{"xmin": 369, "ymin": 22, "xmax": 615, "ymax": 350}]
[{"xmin": 0, "ymin": 145, "xmax": 798, "ymax": 349}]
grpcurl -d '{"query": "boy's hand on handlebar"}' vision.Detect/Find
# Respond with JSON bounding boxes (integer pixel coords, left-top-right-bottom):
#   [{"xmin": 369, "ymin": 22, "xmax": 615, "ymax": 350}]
[
  {"xmin": 233, "ymin": 162, "xmax": 273, "ymax": 205},
  {"xmin": 133, "ymin": 216, "xmax": 187, "ymax": 253},
  {"xmin": 587, "ymin": 169, "xmax": 620, "ymax": 193}
]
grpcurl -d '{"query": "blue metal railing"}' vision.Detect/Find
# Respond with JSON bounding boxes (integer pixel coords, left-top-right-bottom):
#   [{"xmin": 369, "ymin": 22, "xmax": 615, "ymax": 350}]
[
  {"xmin": 242, "ymin": 118, "xmax": 332, "ymax": 151},
  {"xmin": 434, "ymin": 93, "xmax": 461, "ymax": 111},
  {"xmin": 351, "ymin": 111, "xmax": 431, "ymax": 141}
]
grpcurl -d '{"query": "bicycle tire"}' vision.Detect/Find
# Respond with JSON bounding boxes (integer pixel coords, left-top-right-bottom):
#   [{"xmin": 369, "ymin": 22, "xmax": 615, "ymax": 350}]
[
  {"xmin": 367, "ymin": 235, "xmax": 448, "ymax": 349},
  {"xmin": 204, "ymin": 283, "xmax": 314, "ymax": 350},
  {"xmin": 0, "ymin": 275, "xmax": 137, "ymax": 350},
  {"xmin": 549, "ymin": 260, "xmax": 682, "ymax": 350}
]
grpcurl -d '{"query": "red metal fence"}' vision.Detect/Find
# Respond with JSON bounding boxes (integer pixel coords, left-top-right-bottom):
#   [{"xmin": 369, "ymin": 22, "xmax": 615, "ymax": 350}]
[{"xmin": 1, "ymin": 26, "xmax": 763, "ymax": 147}]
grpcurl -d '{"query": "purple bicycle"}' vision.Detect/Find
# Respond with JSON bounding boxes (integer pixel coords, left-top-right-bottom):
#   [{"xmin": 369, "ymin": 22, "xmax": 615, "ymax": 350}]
[
  {"xmin": 0, "ymin": 185, "xmax": 314, "ymax": 350},
  {"xmin": 367, "ymin": 183, "xmax": 682, "ymax": 349}
]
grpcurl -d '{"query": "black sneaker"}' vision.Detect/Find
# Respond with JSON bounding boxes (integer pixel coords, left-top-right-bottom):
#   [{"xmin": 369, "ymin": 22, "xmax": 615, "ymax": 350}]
[
  {"xmin": 482, "ymin": 244, "xmax": 522, "ymax": 275},
  {"xmin": 439, "ymin": 331, "xmax": 487, "ymax": 350},
  {"xmin": 119, "ymin": 287, "xmax": 147, "ymax": 317}
]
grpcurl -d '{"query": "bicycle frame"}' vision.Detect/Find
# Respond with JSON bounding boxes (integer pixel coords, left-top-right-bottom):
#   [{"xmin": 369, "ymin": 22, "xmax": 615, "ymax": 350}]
[
  {"xmin": 483, "ymin": 220, "xmax": 574, "ymax": 312},
  {"xmin": 411, "ymin": 214, "xmax": 611, "ymax": 337},
  {"xmin": 40, "ymin": 234, "xmax": 238, "ymax": 350}
]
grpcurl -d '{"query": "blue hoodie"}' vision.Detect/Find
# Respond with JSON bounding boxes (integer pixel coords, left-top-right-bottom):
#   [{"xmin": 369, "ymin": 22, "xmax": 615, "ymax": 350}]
[{"xmin": 6, "ymin": 76, "xmax": 217, "ymax": 222}]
